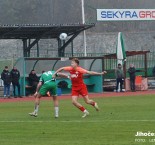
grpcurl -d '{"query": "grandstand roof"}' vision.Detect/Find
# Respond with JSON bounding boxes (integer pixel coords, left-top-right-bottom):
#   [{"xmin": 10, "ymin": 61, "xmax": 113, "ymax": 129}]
[{"xmin": 0, "ymin": 23, "xmax": 95, "ymax": 39}]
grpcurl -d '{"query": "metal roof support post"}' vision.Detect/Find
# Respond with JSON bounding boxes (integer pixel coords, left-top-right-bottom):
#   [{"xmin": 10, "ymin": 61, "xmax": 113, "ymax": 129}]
[
  {"xmin": 23, "ymin": 38, "xmax": 41, "ymax": 57},
  {"xmin": 71, "ymin": 40, "xmax": 74, "ymax": 57},
  {"xmin": 58, "ymin": 38, "xmax": 61, "ymax": 57},
  {"xmin": 22, "ymin": 39, "xmax": 27, "ymax": 57},
  {"xmin": 37, "ymin": 41, "xmax": 39, "ymax": 57},
  {"xmin": 27, "ymin": 39, "xmax": 31, "ymax": 57},
  {"xmin": 62, "ymin": 40, "xmax": 66, "ymax": 57},
  {"xmin": 27, "ymin": 38, "xmax": 40, "ymax": 53},
  {"xmin": 144, "ymin": 53, "xmax": 148, "ymax": 78}
]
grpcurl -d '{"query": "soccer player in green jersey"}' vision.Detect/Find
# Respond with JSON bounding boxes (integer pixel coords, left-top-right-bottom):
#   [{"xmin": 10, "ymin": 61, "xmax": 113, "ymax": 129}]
[{"xmin": 29, "ymin": 70, "xmax": 67, "ymax": 118}]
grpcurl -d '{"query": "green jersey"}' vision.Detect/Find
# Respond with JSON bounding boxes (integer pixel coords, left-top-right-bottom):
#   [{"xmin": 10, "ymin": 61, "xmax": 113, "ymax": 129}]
[{"xmin": 39, "ymin": 71, "xmax": 56, "ymax": 84}]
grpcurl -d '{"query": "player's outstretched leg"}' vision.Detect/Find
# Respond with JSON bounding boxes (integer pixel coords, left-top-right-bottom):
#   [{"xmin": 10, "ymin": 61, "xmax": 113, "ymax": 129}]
[
  {"xmin": 72, "ymin": 96, "xmax": 89, "ymax": 118},
  {"xmin": 29, "ymin": 93, "xmax": 42, "ymax": 117},
  {"xmin": 83, "ymin": 95, "xmax": 99, "ymax": 111},
  {"xmin": 52, "ymin": 95, "xmax": 59, "ymax": 118}
]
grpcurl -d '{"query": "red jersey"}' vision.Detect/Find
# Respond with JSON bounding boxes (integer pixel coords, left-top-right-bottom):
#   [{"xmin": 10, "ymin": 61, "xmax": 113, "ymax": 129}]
[{"xmin": 63, "ymin": 66, "xmax": 88, "ymax": 87}]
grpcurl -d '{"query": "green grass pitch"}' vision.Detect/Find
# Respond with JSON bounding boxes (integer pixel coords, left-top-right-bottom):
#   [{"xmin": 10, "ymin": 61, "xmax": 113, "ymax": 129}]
[{"xmin": 0, "ymin": 94, "xmax": 155, "ymax": 145}]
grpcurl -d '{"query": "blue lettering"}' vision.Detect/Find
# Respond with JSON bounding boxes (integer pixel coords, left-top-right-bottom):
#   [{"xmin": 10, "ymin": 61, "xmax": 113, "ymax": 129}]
[
  {"xmin": 101, "ymin": 11, "xmax": 106, "ymax": 18},
  {"xmin": 113, "ymin": 11, "xmax": 119, "ymax": 18},
  {"xmin": 125, "ymin": 11, "xmax": 131, "ymax": 18},
  {"xmin": 107, "ymin": 11, "xmax": 113, "ymax": 18},
  {"xmin": 132, "ymin": 11, "xmax": 138, "ymax": 18},
  {"xmin": 100, "ymin": 10, "xmax": 139, "ymax": 19},
  {"xmin": 119, "ymin": 11, "xmax": 125, "ymax": 18}
]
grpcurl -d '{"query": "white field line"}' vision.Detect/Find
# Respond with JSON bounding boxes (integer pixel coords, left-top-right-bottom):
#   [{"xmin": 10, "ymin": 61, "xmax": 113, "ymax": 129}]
[{"xmin": 0, "ymin": 120, "xmax": 155, "ymax": 123}]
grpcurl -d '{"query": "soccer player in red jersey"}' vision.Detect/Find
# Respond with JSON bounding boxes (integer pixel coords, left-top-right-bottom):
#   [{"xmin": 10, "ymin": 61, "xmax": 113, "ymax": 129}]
[{"xmin": 53, "ymin": 58, "xmax": 106, "ymax": 118}]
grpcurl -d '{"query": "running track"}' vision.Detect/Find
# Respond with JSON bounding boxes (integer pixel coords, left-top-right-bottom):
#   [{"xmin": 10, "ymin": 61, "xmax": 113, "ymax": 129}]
[{"xmin": 0, "ymin": 90, "xmax": 155, "ymax": 103}]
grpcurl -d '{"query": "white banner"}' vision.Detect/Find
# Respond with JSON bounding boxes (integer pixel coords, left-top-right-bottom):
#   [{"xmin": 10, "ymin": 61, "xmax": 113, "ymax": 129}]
[{"xmin": 97, "ymin": 9, "xmax": 155, "ymax": 21}]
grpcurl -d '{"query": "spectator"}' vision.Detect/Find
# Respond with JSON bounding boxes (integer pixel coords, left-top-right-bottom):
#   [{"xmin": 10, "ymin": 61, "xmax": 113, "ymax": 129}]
[
  {"xmin": 28, "ymin": 70, "xmax": 39, "ymax": 93},
  {"xmin": 1, "ymin": 66, "xmax": 12, "ymax": 98},
  {"xmin": 128, "ymin": 64, "xmax": 136, "ymax": 92},
  {"xmin": 11, "ymin": 66, "xmax": 22, "ymax": 98},
  {"xmin": 115, "ymin": 63, "xmax": 124, "ymax": 92}
]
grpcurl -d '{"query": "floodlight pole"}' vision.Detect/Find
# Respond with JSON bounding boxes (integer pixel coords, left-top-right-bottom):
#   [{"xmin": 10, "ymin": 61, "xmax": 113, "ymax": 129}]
[{"xmin": 81, "ymin": 0, "xmax": 87, "ymax": 56}]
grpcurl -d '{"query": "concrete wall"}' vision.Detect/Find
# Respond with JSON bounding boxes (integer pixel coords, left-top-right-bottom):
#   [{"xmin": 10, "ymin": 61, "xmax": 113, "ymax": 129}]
[{"xmin": 0, "ymin": 32, "xmax": 154, "ymax": 59}]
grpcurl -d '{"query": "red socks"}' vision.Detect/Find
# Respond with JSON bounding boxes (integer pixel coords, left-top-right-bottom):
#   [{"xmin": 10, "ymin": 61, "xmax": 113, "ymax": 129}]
[
  {"xmin": 91, "ymin": 102, "xmax": 95, "ymax": 106},
  {"xmin": 78, "ymin": 102, "xmax": 95, "ymax": 112},
  {"xmin": 79, "ymin": 106, "xmax": 85, "ymax": 112}
]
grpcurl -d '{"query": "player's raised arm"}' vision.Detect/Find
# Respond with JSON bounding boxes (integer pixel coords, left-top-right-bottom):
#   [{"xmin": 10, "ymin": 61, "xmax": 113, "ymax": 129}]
[
  {"xmin": 57, "ymin": 72, "xmax": 70, "ymax": 79},
  {"xmin": 53, "ymin": 67, "xmax": 65, "ymax": 78},
  {"xmin": 53, "ymin": 66, "xmax": 71, "ymax": 78},
  {"xmin": 77, "ymin": 66, "xmax": 107, "ymax": 75},
  {"xmin": 86, "ymin": 70, "xmax": 107, "ymax": 75}
]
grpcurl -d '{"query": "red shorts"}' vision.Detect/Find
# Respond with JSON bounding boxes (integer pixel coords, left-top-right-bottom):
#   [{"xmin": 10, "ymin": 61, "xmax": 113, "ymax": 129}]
[{"xmin": 72, "ymin": 83, "xmax": 88, "ymax": 97}]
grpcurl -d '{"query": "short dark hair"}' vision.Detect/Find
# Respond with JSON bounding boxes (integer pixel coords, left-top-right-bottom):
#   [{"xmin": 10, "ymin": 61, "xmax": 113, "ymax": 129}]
[
  {"xmin": 5, "ymin": 66, "xmax": 8, "ymax": 69},
  {"xmin": 72, "ymin": 58, "xmax": 79, "ymax": 65},
  {"xmin": 31, "ymin": 70, "xmax": 35, "ymax": 73},
  {"xmin": 118, "ymin": 63, "xmax": 122, "ymax": 66}
]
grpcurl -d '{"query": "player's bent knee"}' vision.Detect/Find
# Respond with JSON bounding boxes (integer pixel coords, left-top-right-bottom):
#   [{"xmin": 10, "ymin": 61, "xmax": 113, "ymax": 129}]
[
  {"xmin": 84, "ymin": 99, "xmax": 90, "ymax": 104},
  {"xmin": 52, "ymin": 95, "xmax": 57, "ymax": 100},
  {"xmin": 72, "ymin": 100, "xmax": 75, "ymax": 104},
  {"xmin": 36, "ymin": 94, "xmax": 42, "ymax": 99},
  {"xmin": 72, "ymin": 100, "xmax": 77, "ymax": 105},
  {"xmin": 72, "ymin": 96, "xmax": 78, "ymax": 104}
]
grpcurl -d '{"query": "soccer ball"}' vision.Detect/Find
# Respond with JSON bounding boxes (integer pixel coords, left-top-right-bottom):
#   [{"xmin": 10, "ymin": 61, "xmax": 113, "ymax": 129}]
[{"xmin": 59, "ymin": 33, "xmax": 67, "ymax": 40}]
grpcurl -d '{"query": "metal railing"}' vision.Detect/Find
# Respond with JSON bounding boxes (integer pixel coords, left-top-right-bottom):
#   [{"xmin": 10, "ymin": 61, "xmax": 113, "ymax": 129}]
[
  {"xmin": 64, "ymin": 53, "xmax": 108, "ymax": 57},
  {"xmin": 64, "ymin": 52, "xmax": 155, "ymax": 68}
]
